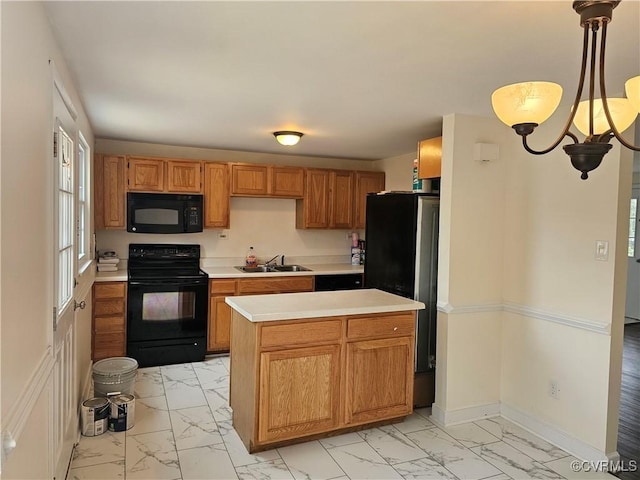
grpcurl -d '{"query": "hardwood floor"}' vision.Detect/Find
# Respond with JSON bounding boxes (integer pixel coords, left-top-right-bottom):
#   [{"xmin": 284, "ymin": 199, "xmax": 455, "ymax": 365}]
[{"xmin": 615, "ymin": 323, "xmax": 640, "ymax": 480}]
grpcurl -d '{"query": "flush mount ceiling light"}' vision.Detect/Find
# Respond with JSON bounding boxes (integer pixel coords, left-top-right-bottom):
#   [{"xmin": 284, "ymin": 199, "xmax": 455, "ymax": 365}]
[
  {"xmin": 491, "ymin": 0, "xmax": 640, "ymax": 180},
  {"xmin": 273, "ymin": 131, "xmax": 304, "ymax": 146}
]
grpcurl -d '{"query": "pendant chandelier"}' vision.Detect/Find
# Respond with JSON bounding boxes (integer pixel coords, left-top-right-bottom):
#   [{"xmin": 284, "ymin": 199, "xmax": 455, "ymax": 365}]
[{"xmin": 491, "ymin": 0, "xmax": 640, "ymax": 180}]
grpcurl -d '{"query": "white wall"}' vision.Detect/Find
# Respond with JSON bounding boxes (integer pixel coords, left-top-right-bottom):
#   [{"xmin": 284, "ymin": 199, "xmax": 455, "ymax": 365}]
[
  {"xmin": 433, "ymin": 114, "xmax": 507, "ymax": 422},
  {"xmin": 377, "ymin": 151, "xmax": 414, "ymax": 191},
  {"xmin": 1, "ymin": 2, "xmax": 94, "ymax": 476},
  {"xmin": 500, "ymin": 110, "xmax": 631, "ymax": 457},
  {"xmin": 433, "ymin": 112, "xmax": 629, "ymax": 461},
  {"xmin": 95, "ymin": 139, "xmax": 385, "ymax": 262}
]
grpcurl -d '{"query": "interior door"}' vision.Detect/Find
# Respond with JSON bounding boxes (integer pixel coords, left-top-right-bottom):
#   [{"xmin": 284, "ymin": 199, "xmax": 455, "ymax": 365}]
[
  {"xmin": 625, "ymin": 188, "xmax": 640, "ymax": 321},
  {"xmin": 52, "ymin": 83, "xmax": 78, "ymax": 480}
]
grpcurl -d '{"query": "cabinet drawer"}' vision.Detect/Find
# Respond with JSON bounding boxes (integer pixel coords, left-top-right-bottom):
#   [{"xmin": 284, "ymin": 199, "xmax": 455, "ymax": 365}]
[
  {"xmin": 94, "ymin": 298, "xmax": 125, "ymax": 316},
  {"xmin": 261, "ymin": 319, "xmax": 342, "ymax": 349},
  {"xmin": 94, "ymin": 315, "xmax": 125, "ymax": 333},
  {"xmin": 210, "ymin": 279, "xmax": 237, "ymax": 295},
  {"xmin": 347, "ymin": 312, "xmax": 415, "ymax": 340},
  {"xmin": 94, "ymin": 282, "xmax": 126, "ymax": 299},
  {"xmin": 237, "ymin": 276, "xmax": 314, "ymax": 294}
]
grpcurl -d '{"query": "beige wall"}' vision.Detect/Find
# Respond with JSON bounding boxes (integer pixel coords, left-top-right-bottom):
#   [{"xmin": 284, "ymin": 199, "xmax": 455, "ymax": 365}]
[
  {"xmin": 497, "ymin": 113, "xmax": 633, "ymax": 455},
  {"xmin": 1, "ymin": 2, "xmax": 94, "ymax": 475},
  {"xmin": 434, "ymin": 112, "xmax": 629, "ymax": 460},
  {"xmin": 500, "ymin": 110, "xmax": 631, "ymax": 456},
  {"xmin": 95, "ymin": 139, "xmax": 385, "ymax": 261},
  {"xmin": 434, "ymin": 114, "xmax": 507, "ymax": 418},
  {"xmin": 377, "ymin": 151, "xmax": 414, "ymax": 191}
]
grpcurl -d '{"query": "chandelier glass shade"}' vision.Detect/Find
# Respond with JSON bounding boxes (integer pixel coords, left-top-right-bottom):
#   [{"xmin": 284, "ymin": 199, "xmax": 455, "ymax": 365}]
[
  {"xmin": 573, "ymin": 98, "xmax": 637, "ymax": 136},
  {"xmin": 491, "ymin": 0, "xmax": 640, "ymax": 180}
]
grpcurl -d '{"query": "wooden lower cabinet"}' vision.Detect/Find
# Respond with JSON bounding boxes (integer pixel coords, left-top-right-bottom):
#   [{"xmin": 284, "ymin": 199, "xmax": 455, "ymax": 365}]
[
  {"xmin": 230, "ymin": 310, "xmax": 415, "ymax": 452},
  {"xmin": 345, "ymin": 337, "xmax": 413, "ymax": 425},
  {"xmin": 208, "ymin": 276, "xmax": 314, "ymax": 353},
  {"xmin": 92, "ymin": 282, "xmax": 127, "ymax": 361},
  {"xmin": 258, "ymin": 344, "xmax": 341, "ymax": 443}
]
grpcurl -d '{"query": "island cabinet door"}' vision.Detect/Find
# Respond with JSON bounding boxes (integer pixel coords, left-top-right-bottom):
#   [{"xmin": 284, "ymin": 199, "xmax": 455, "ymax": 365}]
[
  {"xmin": 258, "ymin": 344, "xmax": 341, "ymax": 444},
  {"xmin": 345, "ymin": 337, "xmax": 414, "ymax": 425}
]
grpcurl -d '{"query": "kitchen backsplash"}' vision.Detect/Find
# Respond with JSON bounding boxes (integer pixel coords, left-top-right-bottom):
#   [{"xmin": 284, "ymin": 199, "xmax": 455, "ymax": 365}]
[{"xmin": 97, "ymin": 197, "xmax": 362, "ymax": 263}]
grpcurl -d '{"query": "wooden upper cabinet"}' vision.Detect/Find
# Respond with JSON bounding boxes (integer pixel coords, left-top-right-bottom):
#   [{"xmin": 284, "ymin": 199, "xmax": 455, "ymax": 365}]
[
  {"xmin": 330, "ymin": 170, "xmax": 354, "ymax": 229},
  {"xmin": 166, "ymin": 160, "xmax": 203, "ymax": 193},
  {"xmin": 127, "ymin": 156, "xmax": 165, "ymax": 192},
  {"xmin": 271, "ymin": 166, "xmax": 304, "ymax": 197},
  {"xmin": 418, "ymin": 136, "xmax": 442, "ymax": 179},
  {"xmin": 231, "ymin": 163, "xmax": 304, "ymax": 198},
  {"xmin": 297, "ymin": 169, "xmax": 361, "ymax": 229},
  {"xmin": 296, "ymin": 169, "xmax": 331, "ymax": 228},
  {"xmin": 204, "ymin": 162, "xmax": 230, "ymax": 228},
  {"xmin": 127, "ymin": 156, "xmax": 203, "ymax": 193},
  {"xmin": 95, "ymin": 154, "xmax": 126, "ymax": 229},
  {"xmin": 354, "ymin": 171, "xmax": 385, "ymax": 229},
  {"xmin": 231, "ymin": 164, "xmax": 269, "ymax": 196}
]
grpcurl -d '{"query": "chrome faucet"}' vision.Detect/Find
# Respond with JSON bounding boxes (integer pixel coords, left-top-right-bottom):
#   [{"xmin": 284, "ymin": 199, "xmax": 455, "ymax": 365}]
[{"xmin": 265, "ymin": 254, "xmax": 282, "ymax": 266}]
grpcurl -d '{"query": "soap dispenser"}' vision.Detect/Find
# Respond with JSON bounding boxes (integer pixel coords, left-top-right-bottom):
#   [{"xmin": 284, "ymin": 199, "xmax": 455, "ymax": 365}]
[{"xmin": 245, "ymin": 247, "xmax": 257, "ymax": 267}]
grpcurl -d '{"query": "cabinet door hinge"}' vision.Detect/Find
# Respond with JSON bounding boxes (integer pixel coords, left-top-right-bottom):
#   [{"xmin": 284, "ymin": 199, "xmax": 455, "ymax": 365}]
[
  {"xmin": 52, "ymin": 306, "xmax": 57, "ymax": 332},
  {"xmin": 53, "ymin": 131, "xmax": 58, "ymax": 158}
]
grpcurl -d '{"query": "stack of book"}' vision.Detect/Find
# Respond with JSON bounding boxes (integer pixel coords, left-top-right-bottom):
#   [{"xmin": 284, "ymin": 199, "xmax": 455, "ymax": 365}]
[{"xmin": 97, "ymin": 250, "xmax": 120, "ymax": 272}]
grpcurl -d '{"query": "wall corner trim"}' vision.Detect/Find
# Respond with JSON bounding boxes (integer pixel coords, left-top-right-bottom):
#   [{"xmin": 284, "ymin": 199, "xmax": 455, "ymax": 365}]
[
  {"xmin": 436, "ymin": 301, "xmax": 611, "ymax": 335},
  {"xmin": 502, "ymin": 303, "xmax": 611, "ymax": 335}
]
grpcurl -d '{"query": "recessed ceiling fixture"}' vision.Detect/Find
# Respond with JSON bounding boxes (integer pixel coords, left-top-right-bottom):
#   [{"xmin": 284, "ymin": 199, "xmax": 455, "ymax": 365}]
[
  {"xmin": 491, "ymin": 0, "xmax": 640, "ymax": 180},
  {"xmin": 273, "ymin": 131, "xmax": 304, "ymax": 146}
]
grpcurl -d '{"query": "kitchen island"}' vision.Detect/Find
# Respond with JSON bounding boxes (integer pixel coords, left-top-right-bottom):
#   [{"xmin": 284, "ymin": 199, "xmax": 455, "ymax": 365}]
[{"xmin": 225, "ymin": 288, "xmax": 424, "ymax": 452}]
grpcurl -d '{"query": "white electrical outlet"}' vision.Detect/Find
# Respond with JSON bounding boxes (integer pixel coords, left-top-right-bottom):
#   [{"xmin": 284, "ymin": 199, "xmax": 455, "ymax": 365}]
[{"xmin": 550, "ymin": 380, "xmax": 559, "ymax": 399}]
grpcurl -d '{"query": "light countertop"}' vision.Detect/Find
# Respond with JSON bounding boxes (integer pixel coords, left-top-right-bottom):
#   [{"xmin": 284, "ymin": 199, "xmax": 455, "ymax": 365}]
[
  {"xmin": 95, "ymin": 270, "xmax": 128, "ymax": 282},
  {"xmin": 203, "ymin": 263, "xmax": 363, "ymax": 278},
  {"xmin": 95, "ymin": 263, "xmax": 363, "ymax": 282},
  {"xmin": 225, "ymin": 288, "xmax": 425, "ymax": 322}
]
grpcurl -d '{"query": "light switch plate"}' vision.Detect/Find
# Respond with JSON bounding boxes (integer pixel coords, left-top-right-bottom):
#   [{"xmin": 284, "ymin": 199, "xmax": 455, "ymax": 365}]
[{"xmin": 595, "ymin": 240, "xmax": 609, "ymax": 261}]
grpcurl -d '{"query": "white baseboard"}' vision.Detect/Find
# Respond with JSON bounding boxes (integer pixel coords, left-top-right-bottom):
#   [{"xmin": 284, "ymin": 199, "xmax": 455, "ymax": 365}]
[
  {"xmin": 431, "ymin": 401, "xmax": 616, "ymax": 462},
  {"xmin": 430, "ymin": 402, "xmax": 500, "ymax": 427},
  {"xmin": 500, "ymin": 403, "xmax": 614, "ymax": 462}
]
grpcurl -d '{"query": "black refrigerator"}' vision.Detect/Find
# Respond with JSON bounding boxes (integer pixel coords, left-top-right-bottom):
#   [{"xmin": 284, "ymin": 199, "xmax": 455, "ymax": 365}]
[{"xmin": 364, "ymin": 191, "xmax": 439, "ymax": 407}]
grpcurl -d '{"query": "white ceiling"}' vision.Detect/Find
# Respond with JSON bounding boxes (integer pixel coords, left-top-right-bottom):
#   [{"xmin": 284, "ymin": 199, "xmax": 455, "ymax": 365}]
[{"xmin": 44, "ymin": 1, "xmax": 640, "ymax": 161}]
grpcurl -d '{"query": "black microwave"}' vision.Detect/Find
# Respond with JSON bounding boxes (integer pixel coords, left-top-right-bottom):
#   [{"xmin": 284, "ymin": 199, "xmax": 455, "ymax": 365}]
[{"xmin": 127, "ymin": 192, "xmax": 203, "ymax": 234}]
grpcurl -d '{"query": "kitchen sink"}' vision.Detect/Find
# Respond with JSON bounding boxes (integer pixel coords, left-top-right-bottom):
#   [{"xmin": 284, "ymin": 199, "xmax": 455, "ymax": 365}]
[
  {"xmin": 234, "ymin": 264, "xmax": 311, "ymax": 273},
  {"xmin": 272, "ymin": 265, "xmax": 311, "ymax": 272}
]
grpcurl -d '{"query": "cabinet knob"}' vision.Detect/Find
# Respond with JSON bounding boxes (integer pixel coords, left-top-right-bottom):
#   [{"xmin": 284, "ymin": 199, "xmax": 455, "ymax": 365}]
[
  {"xmin": 74, "ymin": 300, "xmax": 86, "ymax": 311},
  {"xmin": 393, "ymin": 326, "xmax": 398, "ymax": 331}
]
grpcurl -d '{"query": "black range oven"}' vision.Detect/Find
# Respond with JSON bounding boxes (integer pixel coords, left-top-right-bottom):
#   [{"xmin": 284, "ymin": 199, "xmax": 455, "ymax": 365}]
[{"xmin": 127, "ymin": 244, "xmax": 208, "ymax": 367}]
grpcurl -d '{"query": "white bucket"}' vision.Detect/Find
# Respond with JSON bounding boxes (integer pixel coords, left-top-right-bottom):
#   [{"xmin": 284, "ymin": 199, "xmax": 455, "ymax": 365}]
[{"xmin": 93, "ymin": 357, "xmax": 138, "ymax": 397}]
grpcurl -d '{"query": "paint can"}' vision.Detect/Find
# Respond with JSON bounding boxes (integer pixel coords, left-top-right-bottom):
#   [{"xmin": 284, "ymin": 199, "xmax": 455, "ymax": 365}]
[
  {"xmin": 81, "ymin": 397, "xmax": 109, "ymax": 436},
  {"xmin": 108, "ymin": 393, "xmax": 135, "ymax": 432}
]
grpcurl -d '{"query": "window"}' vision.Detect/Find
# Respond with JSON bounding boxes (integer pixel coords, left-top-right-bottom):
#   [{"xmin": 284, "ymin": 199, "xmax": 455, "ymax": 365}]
[
  {"xmin": 57, "ymin": 125, "xmax": 74, "ymax": 311},
  {"xmin": 77, "ymin": 133, "xmax": 90, "ymax": 270}
]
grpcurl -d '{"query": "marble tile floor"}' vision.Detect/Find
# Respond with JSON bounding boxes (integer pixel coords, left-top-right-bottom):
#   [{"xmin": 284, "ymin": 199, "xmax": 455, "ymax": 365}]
[{"xmin": 68, "ymin": 355, "xmax": 613, "ymax": 480}]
